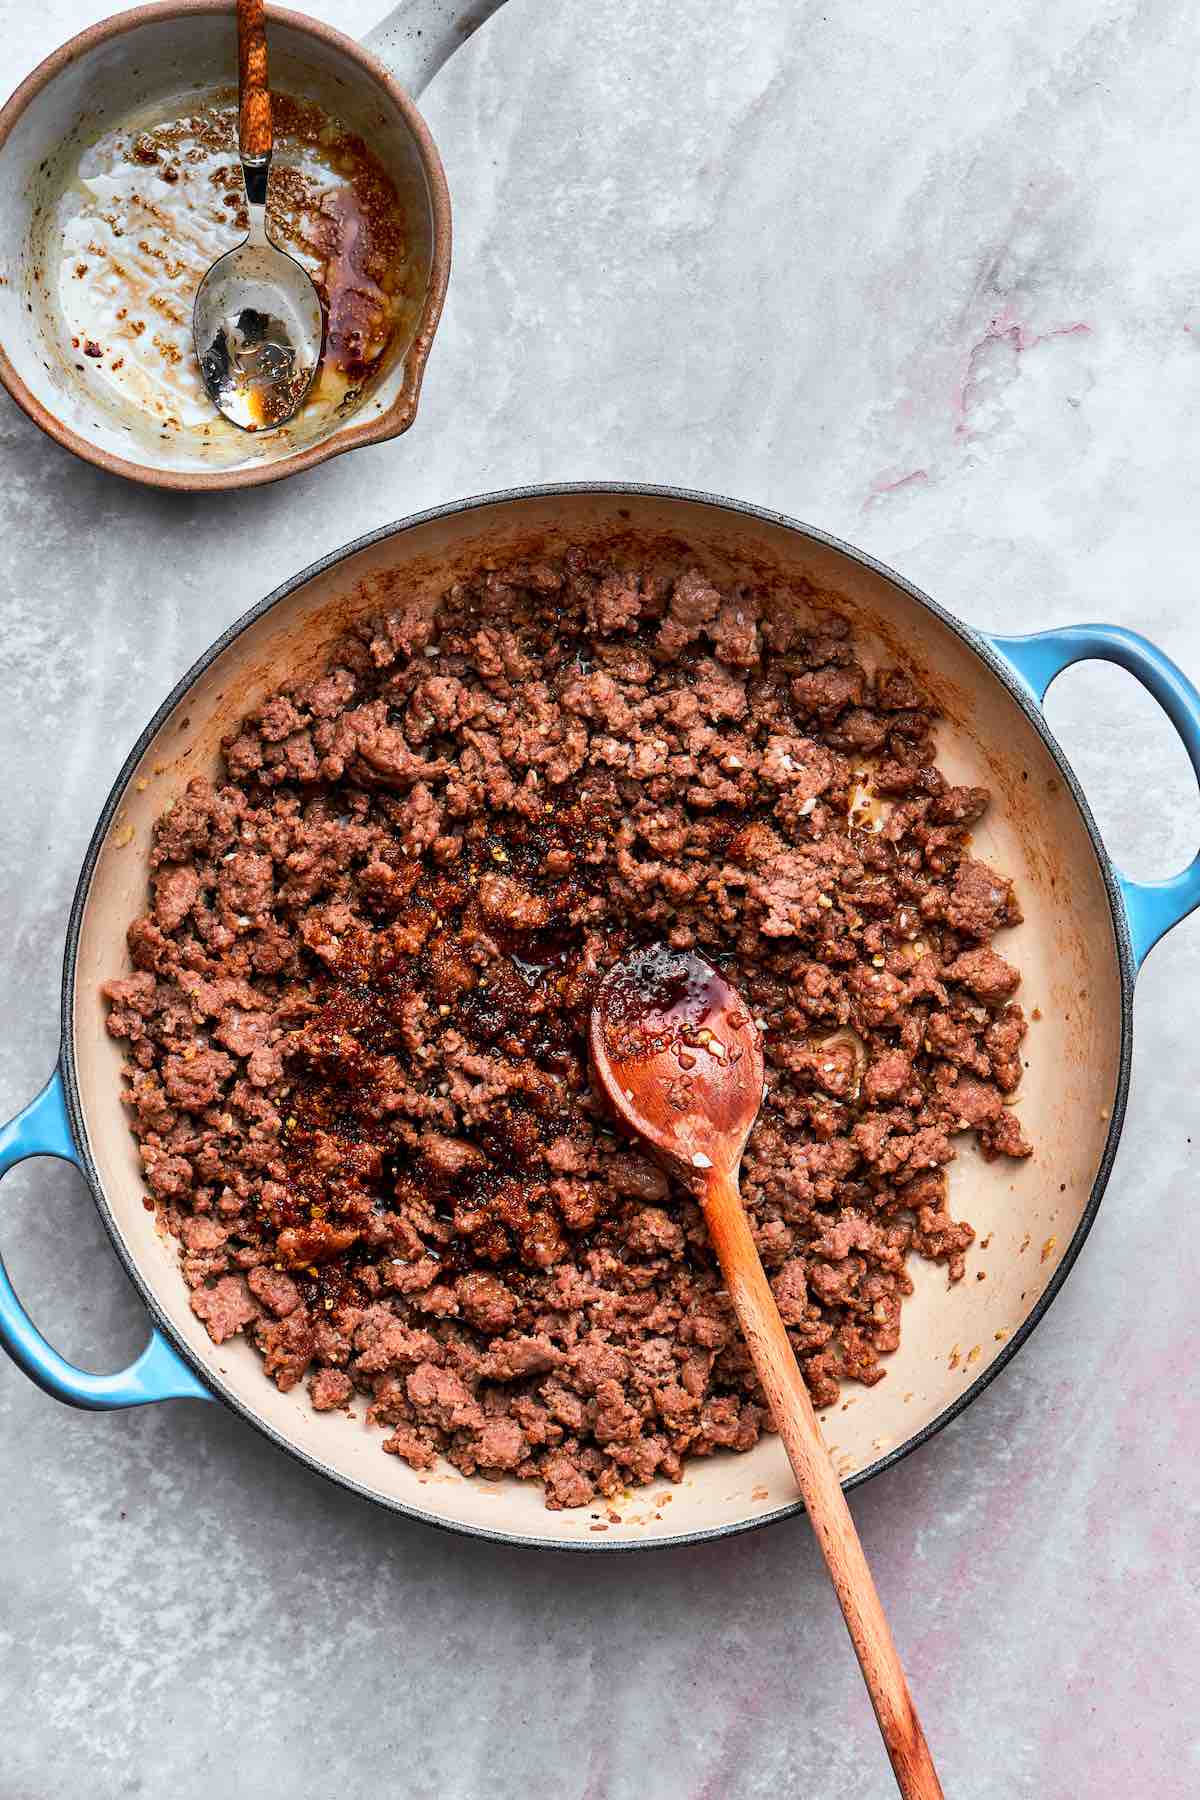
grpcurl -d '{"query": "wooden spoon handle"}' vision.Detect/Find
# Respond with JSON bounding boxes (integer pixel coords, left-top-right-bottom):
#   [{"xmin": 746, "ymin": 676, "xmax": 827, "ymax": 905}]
[
  {"xmin": 237, "ymin": 0, "xmax": 272, "ymax": 164},
  {"xmin": 702, "ymin": 1168, "xmax": 943, "ymax": 1800}
]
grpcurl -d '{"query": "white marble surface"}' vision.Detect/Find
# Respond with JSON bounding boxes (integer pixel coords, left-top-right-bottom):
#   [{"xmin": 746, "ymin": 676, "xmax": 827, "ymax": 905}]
[{"xmin": 3, "ymin": 2, "xmax": 1200, "ymax": 1794}]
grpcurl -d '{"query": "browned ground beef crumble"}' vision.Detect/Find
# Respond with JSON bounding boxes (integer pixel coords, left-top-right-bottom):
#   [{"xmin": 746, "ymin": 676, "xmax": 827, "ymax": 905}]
[{"xmin": 104, "ymin": 548, "xmax": 1031, "ymax": 1510}]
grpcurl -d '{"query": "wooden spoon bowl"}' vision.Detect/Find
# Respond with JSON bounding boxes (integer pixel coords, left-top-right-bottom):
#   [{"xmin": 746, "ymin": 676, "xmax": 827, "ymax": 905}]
[{"xmin": 589, "ymin": 942, "xmax": 764, "ymax": 1181}]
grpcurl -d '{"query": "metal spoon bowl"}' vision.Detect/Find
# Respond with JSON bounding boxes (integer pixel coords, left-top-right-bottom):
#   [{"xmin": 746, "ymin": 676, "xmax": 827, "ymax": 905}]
[{"xmin": 193, "ymin": 0, "xmax": 324, "ymax": 432}]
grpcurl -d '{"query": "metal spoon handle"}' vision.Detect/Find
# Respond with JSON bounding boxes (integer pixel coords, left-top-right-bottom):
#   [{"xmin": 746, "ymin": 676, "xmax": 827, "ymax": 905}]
[
  {"xmin": 701, "ymin": 1167, "xmax": 944, "ymax": 1800},
  {"xmin": 237, "ymin": 0, "xmax": 272, "ymax": 227}
]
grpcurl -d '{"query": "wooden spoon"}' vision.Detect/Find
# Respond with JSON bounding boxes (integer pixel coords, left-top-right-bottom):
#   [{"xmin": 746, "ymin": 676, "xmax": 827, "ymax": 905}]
[{"xmin": 590, "ymin": 942, "xmax": 943, "ymax": 1800}]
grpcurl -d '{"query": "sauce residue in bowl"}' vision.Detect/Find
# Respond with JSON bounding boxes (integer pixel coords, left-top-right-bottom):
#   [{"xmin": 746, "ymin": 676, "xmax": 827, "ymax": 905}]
[{"xmin": 49, "ymin": 89, "xmax": 414, "ymax": 453}]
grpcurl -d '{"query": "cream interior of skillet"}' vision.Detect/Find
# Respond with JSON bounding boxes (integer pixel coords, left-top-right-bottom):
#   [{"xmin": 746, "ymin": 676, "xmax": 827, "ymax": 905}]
[{"xmin": 44, "ymin": 86, "xmax": 416, "ymax": 463}]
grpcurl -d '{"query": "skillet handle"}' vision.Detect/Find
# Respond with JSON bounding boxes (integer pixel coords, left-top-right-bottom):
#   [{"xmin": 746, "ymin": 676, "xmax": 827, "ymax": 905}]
[
  {"xmin": 987, "ymin": 625, "xmax": 1200, "ymax": 969},
  {"xmin": 0, "ymin": 1069, "xmax": 209, "ymax": 1409}
]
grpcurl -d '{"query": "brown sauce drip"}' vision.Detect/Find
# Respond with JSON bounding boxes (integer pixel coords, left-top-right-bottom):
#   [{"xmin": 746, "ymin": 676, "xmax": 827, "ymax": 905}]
[
  {"xmin": 319, "ymin": 187, "xmax": 393, "ymax": 381},
  {"xmin": 269, "ymin": 93, "xmax": 410, "ymax": 385}
]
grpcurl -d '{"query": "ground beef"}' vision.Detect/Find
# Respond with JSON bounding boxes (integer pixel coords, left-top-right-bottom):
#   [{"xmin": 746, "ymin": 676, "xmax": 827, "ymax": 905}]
[{"xmin": 104, "ymin": 547, "xmax": 1033, "ymax": 1510}]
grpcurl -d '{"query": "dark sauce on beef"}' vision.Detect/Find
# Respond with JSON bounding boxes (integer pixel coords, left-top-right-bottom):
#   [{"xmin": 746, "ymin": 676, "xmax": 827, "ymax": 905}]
[{"xmin": 276, "ymin": 797, "xmax": 635, "ymax": 1284}]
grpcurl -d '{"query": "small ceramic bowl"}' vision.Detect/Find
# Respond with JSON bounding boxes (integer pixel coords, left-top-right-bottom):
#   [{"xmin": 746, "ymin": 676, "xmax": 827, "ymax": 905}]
[{"xmin": 0, "ymin": 1, "xmax": 458, "ymax": 490}]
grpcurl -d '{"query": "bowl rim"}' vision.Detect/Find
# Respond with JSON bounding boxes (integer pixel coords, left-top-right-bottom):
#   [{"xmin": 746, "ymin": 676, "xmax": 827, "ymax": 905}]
[
  {"xmin": 57, "ymin": 482, "xmax": 1135, "ymax": 1551},
  {"xmin": 0, "ymin": 0, "xmax": 451, "ymax": 491}
]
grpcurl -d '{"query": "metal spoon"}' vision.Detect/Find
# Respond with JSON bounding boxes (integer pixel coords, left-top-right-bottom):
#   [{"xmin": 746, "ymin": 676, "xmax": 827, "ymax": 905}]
[
  {"xmin": 589, "ymin": 943, "xmax": 944, "ymax": 1800},
  {"xmin": 193, "ymin": 0, "xmax": 323, "ymax": 432}
]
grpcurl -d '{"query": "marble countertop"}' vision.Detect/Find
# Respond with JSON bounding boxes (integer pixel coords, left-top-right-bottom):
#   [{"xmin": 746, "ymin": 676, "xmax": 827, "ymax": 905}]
[{"xmin": 2, "ymin": 2, "xmax": 1199, "ymax": 1794}]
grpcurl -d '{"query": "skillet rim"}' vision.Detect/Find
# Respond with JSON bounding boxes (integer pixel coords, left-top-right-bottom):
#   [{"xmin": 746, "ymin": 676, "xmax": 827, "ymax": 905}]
[{"xmin": 55, "ymin": 481, "xmax": 1135, "ymax": 1553}]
